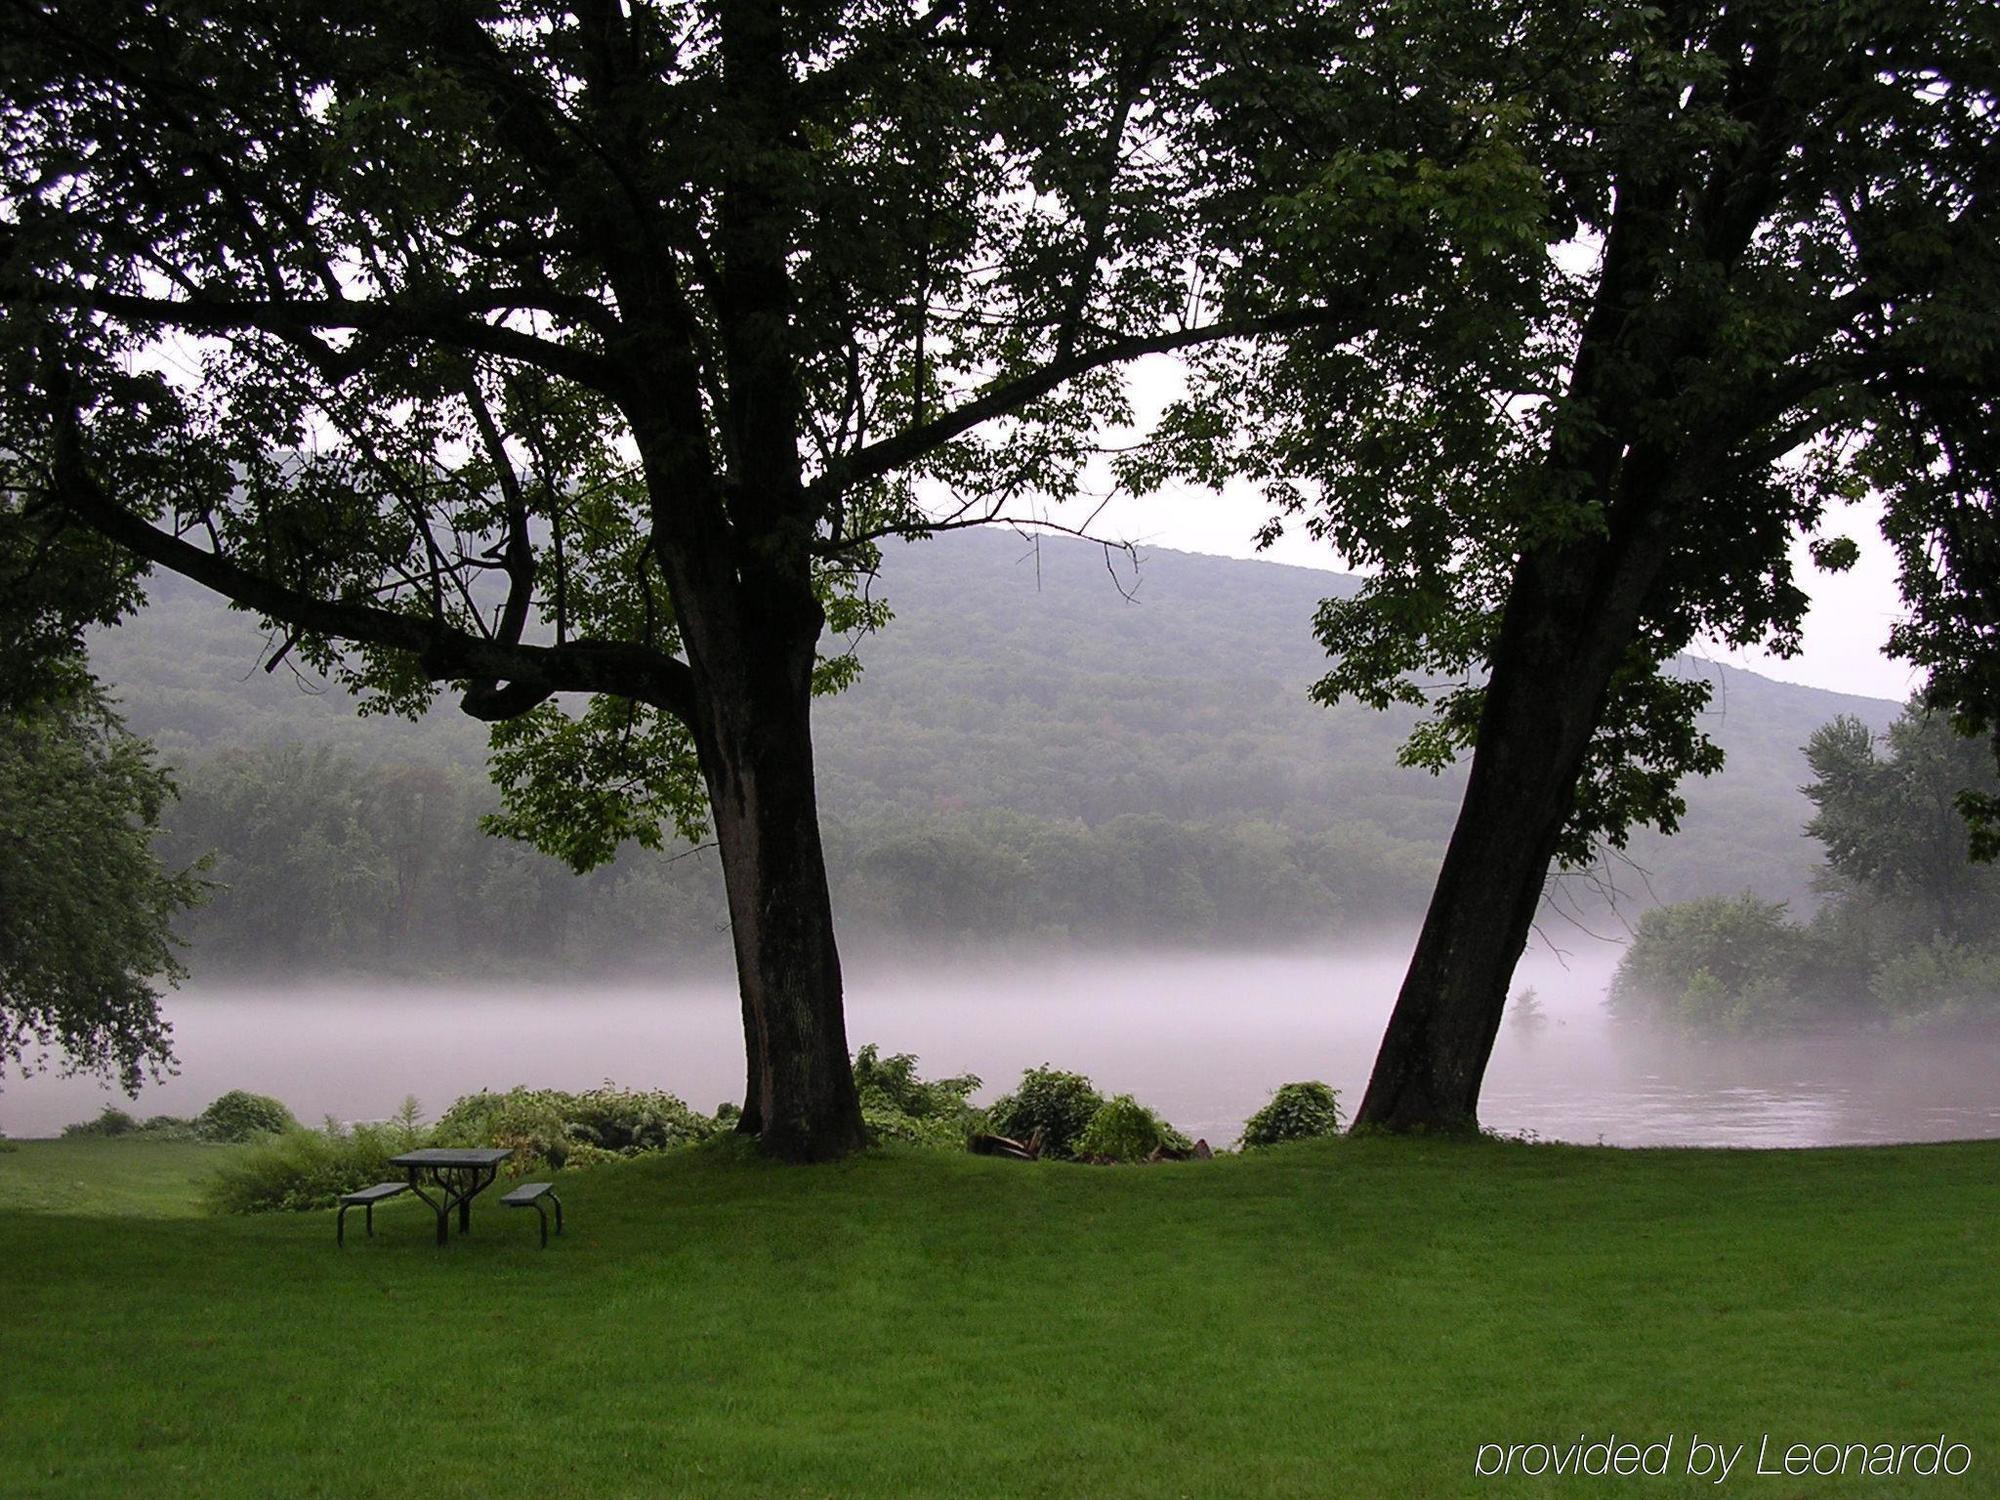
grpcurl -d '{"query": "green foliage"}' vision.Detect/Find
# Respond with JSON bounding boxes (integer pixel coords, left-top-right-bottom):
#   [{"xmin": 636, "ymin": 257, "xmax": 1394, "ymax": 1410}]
[
  {"xmin": 62, "ymin": 1107, "xmax": 139, "ymax": 1138},
  {"xmin": 61, "ymin": 1107, "xmax": 205, "ymax": 1141},
  {"xmin": 0, "ymin": 485, "xmax": 146, "ymax": 712},
  {"xmin": 1144, "ymin": 0, "xmax": 2000, "ymax": 875},
  {"xmin": 0, "ymin": 0, "xmax": 1273, "ymax": 885},
  {"xmin": 1803, "ymin": 710, "xmax": 1999, "ymax": 940},
  {"xmin": 1071, "ymin": 1094, "xmax": 1191, "ymax": 1163},
  {"xmin": 432, "ymin": 1085, "xmax": 714, "ymax": 1175},
  {"xmin": 1633, "ymin": 704, "xmax": 2000, "ymax": 1037},
  {"xmin": 141, "ymin": 1114, "xmax": 202, "ymax": 1140},
  {"xmin": 205, "ymin": 1083, "xmax": 715, "ymax": 1213},
  {"xmin": 851, "ymin": 1044, "xmax": 983, "ymax": 1150},
  {"xmin": 1610, "ymin": 895, "xmax": 1808, "ymax": 1037},
  {"xmin": 0, "ymin": 683, "xmax": 208, "ymax": 1091},
  {"xmin": 388, "ymin": 1096, "xmax": 426, "ymax": 1150},
  {"xmin": 204, "ymin": 1122, "xmax": 403, "ymax": 1214},
  {"xmin": 1240, "ymin": 1082, "xmax": 1344, "ymax": 1149},
  {"xmin": 1867, "ymin": 940, "xmax": 2000, "ymax": 1031},
  {"xmin": 986, "ymin": 1066, "xmax": 1105, "ymax": 1161},
  {"xmin": 482, "ymin": 699, "xmax": 710, "ymax": 875},
  {"xmin": 196, "ymin": 1090, "xmax": 298, "ymax": 1143}
]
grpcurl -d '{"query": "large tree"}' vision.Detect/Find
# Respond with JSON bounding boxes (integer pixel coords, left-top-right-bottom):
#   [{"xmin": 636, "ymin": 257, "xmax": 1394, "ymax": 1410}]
[
  {"xmin": 0, "ymin": 0, "xmax": 1398, "ymax": 1157},
  {"xmin": 1152, "ymin": 0, "xmax": 1999, "ymax": 1129}
]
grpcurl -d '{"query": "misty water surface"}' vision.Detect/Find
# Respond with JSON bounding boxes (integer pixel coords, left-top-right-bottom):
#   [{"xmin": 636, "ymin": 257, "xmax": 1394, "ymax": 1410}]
[{"xmin": 7, "ymin": 946, "xmax": 2000, "ymax": 1146}]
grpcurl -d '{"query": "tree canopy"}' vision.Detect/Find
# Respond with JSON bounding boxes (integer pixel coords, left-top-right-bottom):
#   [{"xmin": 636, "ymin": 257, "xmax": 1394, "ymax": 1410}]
[
  {"xmin": 1804, "ymin": 709, "xmax": 1999, "ymax": 940},
  {"xmin": 1167, "ymin": 0, "xmax": 1999, "ymax": 859},
  {"xmin": 0, "ymin": 682, "xmax": 207, "ymax": 1092}
]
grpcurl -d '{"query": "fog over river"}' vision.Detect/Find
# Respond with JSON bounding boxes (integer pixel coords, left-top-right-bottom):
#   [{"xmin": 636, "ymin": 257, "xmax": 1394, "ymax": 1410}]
[{"xmin": 7, "ymin": 946, "xmax": 2000, "ymax": 1146}]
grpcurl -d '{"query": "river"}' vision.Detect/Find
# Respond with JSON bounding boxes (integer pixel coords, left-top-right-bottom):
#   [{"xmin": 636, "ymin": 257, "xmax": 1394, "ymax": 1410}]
[{"xmin": 6, "ymin": 947, "xmax": 1999, "ymax": 1146}]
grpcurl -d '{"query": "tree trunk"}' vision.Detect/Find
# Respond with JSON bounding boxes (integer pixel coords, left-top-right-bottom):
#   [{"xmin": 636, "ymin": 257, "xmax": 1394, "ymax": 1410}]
[
  {"xmin": 683, "ymin": 588, "xmax": 868, "ymax": 1164},
  {"xmin": 1355, "ymin": 511, "xmax": 1678, "ymax": 1132}
]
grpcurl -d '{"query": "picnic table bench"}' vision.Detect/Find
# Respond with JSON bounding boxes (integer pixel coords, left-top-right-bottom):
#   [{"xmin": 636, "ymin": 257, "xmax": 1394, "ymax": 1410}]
[
  {"xmin": 502, "ymin": 1181, "xmax": 564, "ymax": 1247},
  {"xmin": 336, "ymin": 1182, "xmax": 407, "ymax": 1246}
]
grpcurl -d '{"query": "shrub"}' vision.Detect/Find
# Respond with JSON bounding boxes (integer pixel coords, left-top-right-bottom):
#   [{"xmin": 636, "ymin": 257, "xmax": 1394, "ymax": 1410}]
[
  {"xmin": 62, "ymin": 1108, "xmax": 205, "ymax": 1140},
  {"xmin": 1240, "ymin": 1082, "xmax": 1344, "ymax": 1148},
  {"xmin": 432, "ymin": 1084, "xmax": 713, "ymax": 1173},
  {"xmin": 852, "ymin": 1043, "xmax": 983, "ymax": 1149},
  {"xmin": 566, "ymin": 1085, "xmax": 714, "ymax": 1154},
  {"xmin": 62, "ymin": 1106, "xmax": 140, "ymax": 1137},
  {"xmin": 1869, "ymin": 939, "xmax": 2000, "ymax": 1028},
  {"xmin": 1609, "ymin": 895, "xmax": 1807, "ymax": 1034},
  {"xmin": 387, "ymin": 1095, "xmax": 427, "ymax": 1150},
  {"xmin": 1071, "ymin": 1094, "xmax": 1192, "ymax": 1163},
  {"xmin": 987, "ymin": 1065, "xmax": 1103, "ymax": 1159},
  {"xmin": 204, "ymin": 1121, "xmax": 403, "ymax": 1213},
  {"xmin": 197, "ymin": 1090, "xmax": 298, "ymax": 1142}
]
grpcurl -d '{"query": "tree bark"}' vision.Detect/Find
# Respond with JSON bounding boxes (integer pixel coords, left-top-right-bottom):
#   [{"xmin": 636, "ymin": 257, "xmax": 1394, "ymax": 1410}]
[
  {"xmin": 673, "ymin": 556, "xmax": 867, "ymax": 1162},
  {"xmin": 1355, "ymin": 507, "xmax": 1680, "ymax": 1132},
  {"xmin": 698, "ymin": 674, "xmax": 867, "ymax": 1160}
]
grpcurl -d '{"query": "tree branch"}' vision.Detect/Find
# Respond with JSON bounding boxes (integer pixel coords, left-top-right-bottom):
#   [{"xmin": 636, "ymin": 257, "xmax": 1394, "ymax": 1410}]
[
  {"xmin": 20, "ymin": 282, "xmax": 618, "ymax": 391},
  {"xmin": 811, "ymin": 301, "xmax": 1371, "ymax": 504},
  {"xmin": 41, "ymin": 369, "xmax": 697, "ymax": 725}
]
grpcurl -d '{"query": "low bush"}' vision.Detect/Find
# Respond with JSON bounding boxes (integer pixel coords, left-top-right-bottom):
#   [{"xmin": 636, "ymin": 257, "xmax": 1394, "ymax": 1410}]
[
  {"xmin": 1869, "ymin": 939, "xmax": 2000, "ymax": 1029},
  {"xmin": 1240, "ymin": 1082, "xmax": 1344, "ymax": 1148},
  {"xmin": 853, "ymin": 1044, "xmax": 983, "ymax": 1149},
  {"xmin": 59, "ymin": 1108, "xmax": 205, "ymax": 1141},
  {"xmin": 432, "ymin": 1084, "xmax": 714, "ymax": 1173},
  {"xmin": 204, "ymin": 1121, "xmax": 403, "ymax": 1213},
  {"xmin": 1072, "ymin": 1094, "xmax": 1192, "ymax": 1163},
  {"xmin": 197, "ymin": 1090, "xmax": 298, "ymax": 1142},
  {"xmin": 987, "ymin": 1065, "xmax": 1103, "ymax": 1160},
  {"xmin": 62, "ymin": 1107, "xmax": 140, "ymax": 1138}
]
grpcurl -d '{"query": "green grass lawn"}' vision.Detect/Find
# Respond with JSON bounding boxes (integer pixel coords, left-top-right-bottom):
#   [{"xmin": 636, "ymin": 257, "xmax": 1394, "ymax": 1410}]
[{"xmin": 3, "ymin": 1134, "xmax": 1996, "ymax": 1498}]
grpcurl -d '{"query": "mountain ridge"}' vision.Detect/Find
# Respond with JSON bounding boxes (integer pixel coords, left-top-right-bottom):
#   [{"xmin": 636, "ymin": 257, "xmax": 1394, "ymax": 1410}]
[{"xmin": 90, "ymin": 526, "xmax": 1900, "ymax": 920}]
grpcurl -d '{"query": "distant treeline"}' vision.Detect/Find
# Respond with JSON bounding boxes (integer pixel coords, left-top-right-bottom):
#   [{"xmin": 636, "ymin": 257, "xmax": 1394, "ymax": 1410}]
[
  {"xmin": 99, "ymin": 537, "xmax": 1920, "ymax": 979},
  {"xmin": 157, "ymin": 742, "xmax": 1441, "ymax": 975}
]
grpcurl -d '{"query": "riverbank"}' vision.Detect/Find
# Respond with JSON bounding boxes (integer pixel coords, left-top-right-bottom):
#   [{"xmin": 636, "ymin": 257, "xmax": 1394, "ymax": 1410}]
[{"xmin": 5, "ymin": 1135, "xmax": 1997, "ymax": 1497}]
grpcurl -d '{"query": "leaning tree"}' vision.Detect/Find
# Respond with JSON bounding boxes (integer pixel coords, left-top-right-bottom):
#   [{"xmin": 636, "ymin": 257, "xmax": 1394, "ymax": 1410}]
[
  {"xmin": 0, "ymin": 0, "xmax": 1412, "ymax": 1157},
  {"xmin": 1147, "ymin": 0, "xmax": 1999, "ymax": 1130}
]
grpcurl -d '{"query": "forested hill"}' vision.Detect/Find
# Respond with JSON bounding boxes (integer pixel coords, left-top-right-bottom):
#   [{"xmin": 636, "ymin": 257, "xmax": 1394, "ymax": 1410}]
[
  {"xmin": 816, "ymin": 529, "xmax": 1896, "ymax": 894},
  {"xmin": 89, "ymin": 528, "xmax": 1899, "ymax": 972}
]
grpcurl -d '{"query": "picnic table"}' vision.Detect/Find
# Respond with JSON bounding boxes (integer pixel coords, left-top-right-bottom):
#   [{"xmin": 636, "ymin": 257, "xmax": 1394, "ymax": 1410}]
[{"xmin": 388, "ymin": 1148, "xmax": 514, "ymax": 1246}]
